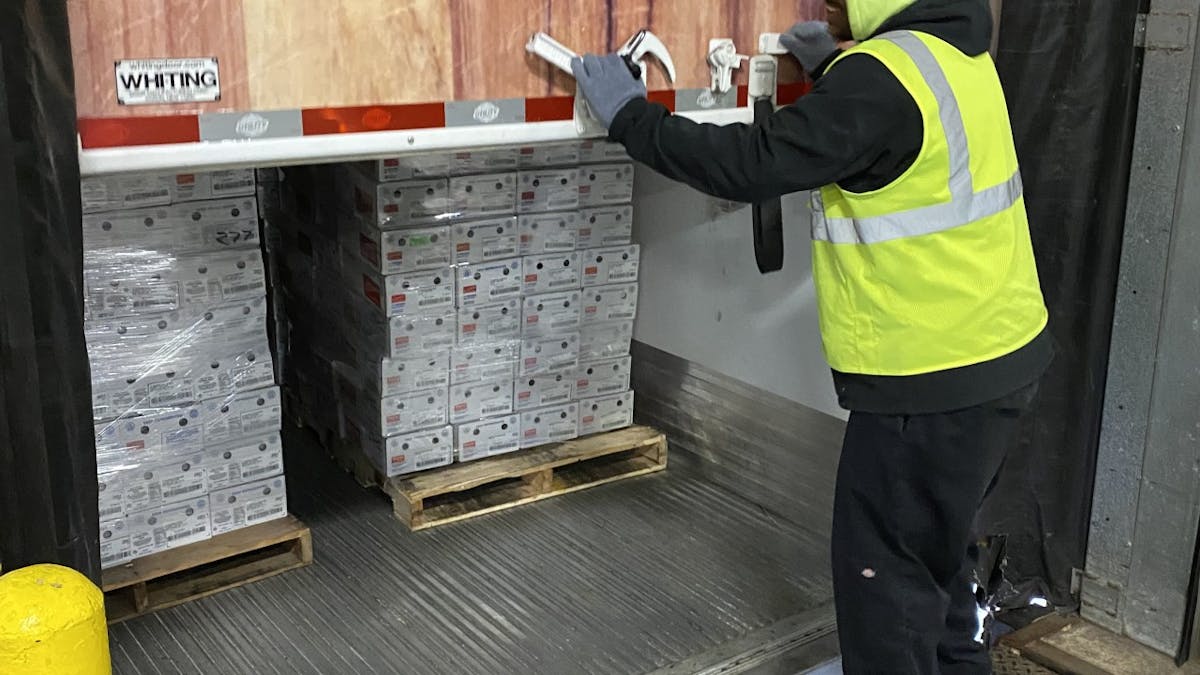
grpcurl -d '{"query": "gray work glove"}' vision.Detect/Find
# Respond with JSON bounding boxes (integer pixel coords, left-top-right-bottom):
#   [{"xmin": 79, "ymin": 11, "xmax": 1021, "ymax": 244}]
[
  {"xmin": 571, "ymin": 54, "xmax": 647, "ymax": 129},
  {"xmin": 780, "ymin": 21, "xmax": 839, "ymax": 76}
]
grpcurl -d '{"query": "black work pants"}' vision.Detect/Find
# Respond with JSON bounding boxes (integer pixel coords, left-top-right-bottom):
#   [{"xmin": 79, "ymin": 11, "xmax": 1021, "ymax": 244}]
[{"xmin": 832, "ymin": 384, "xmax": 1037, "ymax": 674}]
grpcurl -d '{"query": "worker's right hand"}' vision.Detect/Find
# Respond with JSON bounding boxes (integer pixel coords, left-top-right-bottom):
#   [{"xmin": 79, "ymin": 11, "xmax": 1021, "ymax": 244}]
[
  {"xmin": 780, "ymin": 22, "xmax": 839, "ymax": 77},
  {"xmin": 571, "ymin": 54, "xmax": 647, "ymax": 129}
]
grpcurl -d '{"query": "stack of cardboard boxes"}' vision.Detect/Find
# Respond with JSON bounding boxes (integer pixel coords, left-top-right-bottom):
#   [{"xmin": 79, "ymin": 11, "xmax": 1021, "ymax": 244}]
[
  {"xmin": 274, "ymin": 140, "xmax": 640, "ymax": 480},
  {"xmin": 82, "ymin": 170, "xmax": 288, "ymax": 570}
]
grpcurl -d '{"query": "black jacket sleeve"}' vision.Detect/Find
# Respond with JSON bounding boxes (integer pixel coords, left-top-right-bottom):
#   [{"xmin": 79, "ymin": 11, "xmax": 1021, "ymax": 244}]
[{"xmin": 607, "ymin": 54, "xmax": 923, "ymax": 203}]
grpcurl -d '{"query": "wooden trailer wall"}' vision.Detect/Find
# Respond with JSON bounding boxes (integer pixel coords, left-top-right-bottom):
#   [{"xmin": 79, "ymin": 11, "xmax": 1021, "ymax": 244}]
[{"xmin": 68, "ymin": 0, "xmax": 825, "ymax": 120}]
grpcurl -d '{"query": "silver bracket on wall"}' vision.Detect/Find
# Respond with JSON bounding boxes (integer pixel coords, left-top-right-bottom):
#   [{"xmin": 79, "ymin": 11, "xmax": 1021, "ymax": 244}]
[{"xmin": 1136, "ymin": 12, "xmax": 1193, "ymax": 51}]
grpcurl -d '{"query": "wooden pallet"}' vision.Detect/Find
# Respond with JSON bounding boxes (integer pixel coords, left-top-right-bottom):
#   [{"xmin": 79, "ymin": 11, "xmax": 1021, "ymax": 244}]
[
  {"xmin": 1001, "ymin": 614, "xmax": 1200, "ymax": 675},
  {"xmin": 334, "ymin": 425, "xmax": 668, "ymax": 531},
  {"xmin": 101, "ymin": 515, "xmax": 313, "ymax": 624}
]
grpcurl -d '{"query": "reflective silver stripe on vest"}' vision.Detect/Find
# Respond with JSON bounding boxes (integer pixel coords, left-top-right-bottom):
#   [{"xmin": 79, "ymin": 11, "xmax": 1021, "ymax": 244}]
[{"xmin": 812, "ymin": 31, "xmax": 1022, "ymax": 245}]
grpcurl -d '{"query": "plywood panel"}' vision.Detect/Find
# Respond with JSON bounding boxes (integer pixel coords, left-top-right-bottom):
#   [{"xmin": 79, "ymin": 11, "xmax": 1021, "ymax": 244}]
[
  {"xmin": 68, "ymin": 0, "xmax": 251, "ymax": 117},
  {"xmin": 448, "ymin": 0, "xmax": 549, "ymax": 100},
  {"xmin": 546, "ymin": 0, "xmax": 615, "ymax": 95},
  {"xmin": 612, "ymin": 0, "xmax": 740, "ymax": 90},
  {"xmin": 241, "ymin": 0, "xmax": 454, "ymax": 109}
]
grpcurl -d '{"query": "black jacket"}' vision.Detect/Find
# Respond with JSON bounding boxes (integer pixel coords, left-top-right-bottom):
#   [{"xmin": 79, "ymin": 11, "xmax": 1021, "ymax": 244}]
[{"xmin": 609, "ymin": 0, "xmax": 1053, "ymax": 415}]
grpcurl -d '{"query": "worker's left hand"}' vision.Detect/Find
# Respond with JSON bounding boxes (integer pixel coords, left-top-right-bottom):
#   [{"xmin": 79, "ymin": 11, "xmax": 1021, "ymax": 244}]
[{"xmin": 571, "ymin": 54, "xmax": 647, "ymax": 129}]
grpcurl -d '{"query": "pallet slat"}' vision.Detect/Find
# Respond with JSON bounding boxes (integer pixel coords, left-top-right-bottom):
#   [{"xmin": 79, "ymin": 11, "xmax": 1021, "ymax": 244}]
[
  {"xmin": 101, "ymin": 515, "xmax": 313, "ymax": 624},
  {"xmin": 334, "ymin": 425, "xmax": 668, "ymax": 531}
]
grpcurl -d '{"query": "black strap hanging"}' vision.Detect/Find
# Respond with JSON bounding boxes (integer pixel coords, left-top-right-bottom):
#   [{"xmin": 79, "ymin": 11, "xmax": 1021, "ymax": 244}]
[{"xmin": 751, "ymin": 96, "xmax": 784, "ymax": 273}]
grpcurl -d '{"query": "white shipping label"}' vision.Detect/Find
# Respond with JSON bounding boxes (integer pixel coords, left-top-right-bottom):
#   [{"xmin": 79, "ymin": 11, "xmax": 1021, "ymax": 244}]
[
  {"xmin": 128, "ymin": 498, "xmax": 211, "ymax": 558},
  {"xmin": 452, "ymin": 217, "xmax": 520, "ymax": 265},
  {"xmin": 520, "ymin": 333, "xmax": 581, "ymax": 376},
  {"xmin": 377, "ymin": 387, "xmax": 449, "ymax": 438},
  {"xmin": 115, "ymin": 58, "xmax": 220, "ymax": 106},
  {"xmin": 522, "ymin": 252, "xmax": 583, "ymax": 295},
  {"xmin": 515, "ymin": 371, "xmax": 576, "ymax": 411},
  {"xmin": 578, "ymin": 206, "xmax": 634, "ymax": 248},
  {"xmin": 579, "ymin": 163, "xmax": 635, "ymax": 207},
  {"xmin": 210, "ymin": 476, "xmax": 288, "ymax": 536},
  {"xmin": 456, "ymin": 259, "xmax": 523, "ymax": 307},
  {"xmin": 201, "ymin": 387, "xmax": 283, "ymax": 446},
  {"xmin": 98, "ymin": 472, "xmax": 127, "ymax": 521},
  {"xmin": 582, "ymin": 284, "xmax": 640, "ymax": 325},
  {"xmin": 450, "ymin": 173, "xmax": 517, "ymax": 218},
  {"xmin": 522, "ymin": 291, "xmax": 582, "ymax": 337},
  {"xmin": 579, "ymin": 391, "xmax": 635, "ymax": 436},
  {"xmin": 122, "ymin": 453, "xmax": 208, "ymax": 513},
  {"xmin": 456, "ymin": 415, "xmax": 522, "ymax": 462},
  {"xmin": 576, "ymin": 355, "xmax": 633, "ymax": 399},
  {"xmin": 368, "ymin": 353, "xmax": 452, "ymax": 399},
  {"xmin": 457, "ymin": 300, "xmax": 521, "ymax": 346},
  {"xmin": 359, "ymin": 225, "xmax": 453, "ymax": 276},
  {"xmin": 519, "ymin": 212, "xmax": 581, "ymax": 255},
  {"xmin": 451, "ymin": 149, "xmax": 520, "ymax": 175},
  {"xmin": 520, "ymin": 403, "xmax": 580, "ymax": 449},
  {"xmin": 450, "ymin": 378, "xmax": 516, "ymax": 424},
  {"xmin": 518, "ymin": 142, "xmax": 583, "ymax": 168},
  {"xmin": 580, "ymin": 321, "xmax": 635, "ymax": 361},
  {"xmin": 518, "ymin": 169, "xmax": 581, "ymax": 214},
  {"xmin": 451, "ymin": 342, "xmax": 520, "ymax": 385},
  {"xmin": 376, "ymin": 426, "xmax": 455, "ymax": 477},
  {"xmin": 199, "ymin": 170, "xmax": 258, "ymax": 199},
  {"xmin": 81, "ymin": 174, "xmax": 173, "ymax": 213},
  {"xmin": 205, "ymin": 432, "xmax": 285, "ymax": 491},
  {"xmin": 100, "ymin": 519, "xmax": 135, "ymax": 569},
  {"xmin": 582, "ymin": 245, "xmax": 641, "ymax": 287}
]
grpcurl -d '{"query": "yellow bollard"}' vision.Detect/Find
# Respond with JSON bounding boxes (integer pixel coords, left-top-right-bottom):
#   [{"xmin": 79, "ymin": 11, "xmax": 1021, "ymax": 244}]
[{"xmin": 0, "ymin": 564, "xmax": 111, "ymax": 675}]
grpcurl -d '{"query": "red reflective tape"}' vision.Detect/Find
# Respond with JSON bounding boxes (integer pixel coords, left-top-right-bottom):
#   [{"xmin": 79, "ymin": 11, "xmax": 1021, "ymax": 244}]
[
  {"xmin": 777, "ymin": 81, "xmax": 813, "ymax": 105},
  {"xmin": 647, "ymin": 90, "xmax": 675, "ymax": 112},
  {"xmin": 526, "ymin": 96, "xmax": 575, "ymax": 122},
  {"xmin": 737, "ymin": 85, "xmax": 749, "ymax": 107},
  {"xmin": 77, "ymin": 115, "xmax": 199, "ymax": 148},
  {"xmin": 302, "ymin": 103, "xmax": 444, "ymax": 135}
]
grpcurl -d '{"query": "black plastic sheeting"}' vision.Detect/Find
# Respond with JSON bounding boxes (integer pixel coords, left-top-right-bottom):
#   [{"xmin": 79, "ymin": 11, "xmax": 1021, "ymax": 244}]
[
  {"xmin": 978, "ymin": 1, "xmax": 1145, "ymax": 611},
  {"xmin": 0, "ymin": 0, "xmax": 99, "ymax": 579}
]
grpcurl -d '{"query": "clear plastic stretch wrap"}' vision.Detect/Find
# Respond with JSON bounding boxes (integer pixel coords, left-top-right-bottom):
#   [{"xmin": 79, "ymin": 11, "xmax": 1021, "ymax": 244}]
[
  {"xmin": 276, "ymin": 140, "xmax": 638, "ymax": 479},
  {"xmin": 82, "ymin": 169, "xmax": 289, "ymax": 570}
]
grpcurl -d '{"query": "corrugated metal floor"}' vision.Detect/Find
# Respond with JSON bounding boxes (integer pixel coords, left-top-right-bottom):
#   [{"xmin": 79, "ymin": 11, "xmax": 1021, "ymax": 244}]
[{"xmin": 108, "ymin": 428, "xmax": 835, "ymax": 674}]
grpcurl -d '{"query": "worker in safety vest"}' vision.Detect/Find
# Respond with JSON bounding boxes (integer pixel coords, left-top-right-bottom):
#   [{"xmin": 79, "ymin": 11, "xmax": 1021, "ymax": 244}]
[{"xmin": 573, "ymin": 0, "xmax": 1052, "ymax": 672}]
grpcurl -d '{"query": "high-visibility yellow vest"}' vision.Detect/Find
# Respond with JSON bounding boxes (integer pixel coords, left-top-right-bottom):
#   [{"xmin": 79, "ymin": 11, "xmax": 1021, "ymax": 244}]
[{"xmin": 812, "ymin": 30, "xmax": 1048, "ymax": 376}]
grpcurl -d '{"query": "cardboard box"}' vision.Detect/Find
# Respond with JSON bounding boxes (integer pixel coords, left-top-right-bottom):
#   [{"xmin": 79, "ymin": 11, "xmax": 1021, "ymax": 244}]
[
  {"xmin": 127, "ymin": 497, "xmax": 212, "ymax": 559},
  {"xmin": 355, "ymin": 423, "xmax": 455, "ymax": 477},
  {"xmin": 522, "ymin": 290, "xmax": 583, "ymax": 337},
  {"xmin": 81, "ymin": 169, "xmax": 256, "ymax": 214},
  {"xmin": 456, "ymin": 415, "xmax": 522, "ymax": 463},
  {"xmin": 122, "ymin": 451, "xmax": 208, "ymax": 513},
  {"xmin": 518, "ymin": 168, "xmax": 581, "ymax": 214},
  {"xmin": 355, "ymin": 154, "xmax": 452, "ymax": 182},
  {"xmin": 456, "ymin": 258, "xmax": 523, "ymax": 308},
  {"xmin": 522, "ymin": 252, "xmax": 583, "ymax": 295},
  {"xmin": 519, "ymin": 211, "xmax": 581, "ymax": 255},
  {"xmin": 457, "ymin": 300, "xmax": 521, "ymax": 347},
  {"xmin": 582, "ymin": 245, "xmax": 641, "ymax": 287},
  {"xmin": 520, "ymin": 402, "xmax": 580, "ymax": 449},
  {"xmin": 451, "ymin": 217, "xmax": 520, "ymax": 265},
  {"xmin": 520, "ymin": 333, "xmax": 581, "ymax": 376},
  {"xmin": 449, "ymin": 172, "xmax": 517, "ymax": 219},
  {"xmin": 82, "ymin": 197, "xmax": 261, "ymax": 255},
  {"xmin": 514, "ymin": 371, "xmax": 576, "ymax": 411},
  {"xmin": 361, "ymin": 352, "xmax": 451, "ymax": 399},
  {"xmin": 371, "ymin": 387, "xmax": 450, "ymax": 438},
  {"xmin": 579, "ymin": 391, "xmax": 635, "ymax": 437},
  {"xmin": 576, "ymin": 355, "xmax": 634, "ymax": 399},
  {"xmin": 205, "ymin": 431, "xmax": 285, "ymax": 492},
  {"xmin": 98, "ymin": 471, "xmax": 127, "ymax": 521},
  {"xmin": 450, "ymin": 377, "xmax": 516, "ymax": 424},
  {"xmin": 355, "ymin": 222, "xmax": 453, "ymax": 276},
  {"xmin": 451, "ymin": 342, "xmax": 520, "ymax": 385},
  {"xmin": 578, "ymin": 163, "xmax": 635, "ymax": 207},
  {"xmin": 578, "ymin": 206, "xmax": 632, "ymax": 251},
  {"xmin": 94, "ymin": 405, "xmax": 206, "ymax": 468},
  {"xmin": 518, "ymin": 142, "xmax": 583, "ymax": 169},
  {"xmin": 582, "ymin": 283, "xmax": 640, "ymax": 325},
  {"xmin": 579, "ymin": 321, "xmax": 635, "ymax": 361},
  {"xmin": 351, "ymin": 306, "xmax": 456, "ymax": 360},
  {"xmin": 579, "ymin": 140, "xmax": 630, "ymax": 164},
  {"xmin": 209, "ymin": 476, "xmax": 289, "ymax": 536},
  {"xmin": 357, "ymin": 266, "xmax": 455, "ymax": 318},
  {"xmin": 100, "ymin": 518, "xmax": 135, "ymax": 569},
  {"xmin": 340, "ymin": 170, "xmax": 452, "ymax": 228},
  {"xmin": 200, "ymin": 386, "xmax": 283, "ymax": 447},
  {"xmin": 450, "ymin": 148, "xmax": 521, "ymax": 175}
]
